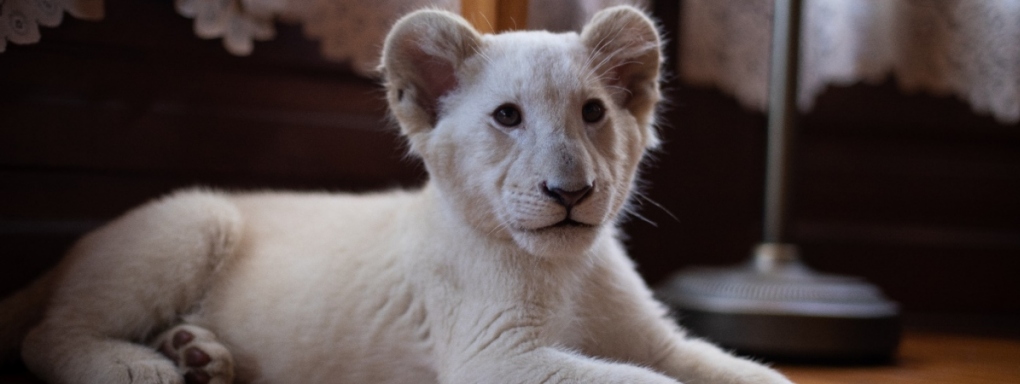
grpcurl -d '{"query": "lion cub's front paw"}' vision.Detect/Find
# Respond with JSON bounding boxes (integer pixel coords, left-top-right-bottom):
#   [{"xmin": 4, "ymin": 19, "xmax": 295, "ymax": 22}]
[
  {"xmin": 731, "ymin": 362, "xmax": 795, "ymax": 384},
  {"xmin": 153, "ymin": 325, "xmax": 235, "ymax": 384}
]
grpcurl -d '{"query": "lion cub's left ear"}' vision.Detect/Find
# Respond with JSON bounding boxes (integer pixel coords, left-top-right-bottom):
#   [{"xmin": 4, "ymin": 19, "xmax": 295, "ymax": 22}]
[
  {"xmin": 380, "ymin": 10, "xmax": 483, "ymax": 135},
  {"xmin": 581, "ymin": 6, "xmax": 662, "ymax": 129}
]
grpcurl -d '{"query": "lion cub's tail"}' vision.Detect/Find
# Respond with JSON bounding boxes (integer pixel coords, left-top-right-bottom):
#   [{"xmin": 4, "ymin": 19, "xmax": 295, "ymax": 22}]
[{"xmin": 0, "ymin": 269, "xmax": 56, "ymax": 364}]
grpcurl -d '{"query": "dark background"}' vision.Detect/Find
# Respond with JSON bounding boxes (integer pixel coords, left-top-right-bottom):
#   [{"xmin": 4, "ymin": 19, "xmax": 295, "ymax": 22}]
[{"xmin": 2, "ymin": 0, "xmax": 1018, "ymax": 330}]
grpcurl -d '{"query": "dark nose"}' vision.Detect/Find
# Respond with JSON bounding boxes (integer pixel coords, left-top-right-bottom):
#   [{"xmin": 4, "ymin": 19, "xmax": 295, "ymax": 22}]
[{"xmin": 542, "ymin": 182, "xmax": 594, "ymax": 208}]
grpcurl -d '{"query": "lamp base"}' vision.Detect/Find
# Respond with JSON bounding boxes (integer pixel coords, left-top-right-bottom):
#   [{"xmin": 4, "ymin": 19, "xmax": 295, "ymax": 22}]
[{"xmin": 657, "ymin": 243, "xmax": 901, "ymax": 362}]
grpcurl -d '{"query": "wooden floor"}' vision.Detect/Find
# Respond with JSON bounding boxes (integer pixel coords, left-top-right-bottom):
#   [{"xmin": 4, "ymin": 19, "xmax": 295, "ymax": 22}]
[{"xmin": 779, "ymin": 332, "xmax": 1020, "ymax": 384}]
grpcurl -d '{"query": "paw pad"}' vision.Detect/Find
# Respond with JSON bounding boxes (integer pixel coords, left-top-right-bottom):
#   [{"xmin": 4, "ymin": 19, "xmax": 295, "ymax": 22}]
[
  {"xmin": 155, "ymin": 326, "xmax": 234, "ymax": 384},
  {"xmin": 184, "ymin": 346, "xmax": 212, "ymax": 367},
  {"xmin": 172, "ymin": 329, "xmax": 195, "ymax": 348}
]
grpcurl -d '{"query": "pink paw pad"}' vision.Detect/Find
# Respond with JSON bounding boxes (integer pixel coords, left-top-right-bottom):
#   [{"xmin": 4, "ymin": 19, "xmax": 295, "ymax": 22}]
[{"xmin": 155, "ymin": 326, "xmax": 234, "ymax": 384}]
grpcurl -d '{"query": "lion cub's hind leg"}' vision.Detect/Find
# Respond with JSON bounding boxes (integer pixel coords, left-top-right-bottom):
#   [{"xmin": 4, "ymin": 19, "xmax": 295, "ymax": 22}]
[
  {"xmin": 21, "ymin": 190, "xmax": 242, "ymax": 384},
  {"xmin": 152, "ymin": 324, "xmax": 234, "ymax": 384}
]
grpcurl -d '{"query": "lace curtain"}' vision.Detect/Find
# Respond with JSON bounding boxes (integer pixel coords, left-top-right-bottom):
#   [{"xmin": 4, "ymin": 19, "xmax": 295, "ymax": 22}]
[
  {"xmin": 1, "ymin": 0, "xmax": 644, "ymax": 75},
  {"xmin": 680, "ymin": 0, "xmax": 1020, "ymax": 124}
]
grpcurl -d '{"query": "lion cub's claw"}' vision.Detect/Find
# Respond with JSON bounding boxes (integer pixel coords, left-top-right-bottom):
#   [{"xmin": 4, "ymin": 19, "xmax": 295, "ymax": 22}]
[{"xmin": 154, "ymin": 325, "xmax": 234, "ymax": 384}]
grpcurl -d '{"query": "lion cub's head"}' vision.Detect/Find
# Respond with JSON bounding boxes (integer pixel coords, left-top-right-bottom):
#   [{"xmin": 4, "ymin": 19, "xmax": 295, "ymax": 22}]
[{"xmin": 380, "ymin": 6, "xmax": 662, "ymax": 257}]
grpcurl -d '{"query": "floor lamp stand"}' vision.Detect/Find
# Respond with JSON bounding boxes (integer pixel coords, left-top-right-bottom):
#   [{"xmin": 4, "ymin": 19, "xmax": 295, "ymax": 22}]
[{"xmin": 657, "ymin": 0, "xmax": 900, "ymax": 362}]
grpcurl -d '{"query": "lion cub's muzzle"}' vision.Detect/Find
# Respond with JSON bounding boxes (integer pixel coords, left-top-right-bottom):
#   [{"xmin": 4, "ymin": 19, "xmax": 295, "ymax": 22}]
[
  {"xmin": 537, "ymin": 180, "xmax": 599, "ymax": 230},
  {"xmin": 540, "ymin": 181, "xmax": 594, "ymax": 209}
]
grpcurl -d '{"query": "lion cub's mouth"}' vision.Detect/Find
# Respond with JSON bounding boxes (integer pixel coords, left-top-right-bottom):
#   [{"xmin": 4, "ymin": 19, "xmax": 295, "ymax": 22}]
[{"xmin": 538, "ymin": 218, "xmax": 596, "ymax": 231}]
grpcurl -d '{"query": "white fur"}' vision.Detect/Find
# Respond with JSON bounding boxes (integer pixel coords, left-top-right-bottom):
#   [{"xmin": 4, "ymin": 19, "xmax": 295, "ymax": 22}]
[{"xmin": 4, "ymin": 6, "xmax": 793, "ymax": 384}]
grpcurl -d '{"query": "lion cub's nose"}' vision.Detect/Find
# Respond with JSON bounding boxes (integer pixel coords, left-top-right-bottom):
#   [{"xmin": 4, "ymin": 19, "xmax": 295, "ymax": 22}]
[{"xmin": 541, "ymin": 182, "xmax": 594, "ymax": 208}]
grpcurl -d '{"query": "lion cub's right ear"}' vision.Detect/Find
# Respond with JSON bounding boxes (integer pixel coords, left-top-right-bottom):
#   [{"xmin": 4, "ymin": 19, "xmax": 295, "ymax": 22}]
[{"xmin": 380, "ymin": 10, "xmax": 483, "ymax": 135}]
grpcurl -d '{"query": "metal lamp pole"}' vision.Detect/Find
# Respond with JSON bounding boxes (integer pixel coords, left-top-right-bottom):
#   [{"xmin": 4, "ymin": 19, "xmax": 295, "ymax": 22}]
[{"xmin": 658, "ymin": 0, "xmax": 901, "ymax": 362}]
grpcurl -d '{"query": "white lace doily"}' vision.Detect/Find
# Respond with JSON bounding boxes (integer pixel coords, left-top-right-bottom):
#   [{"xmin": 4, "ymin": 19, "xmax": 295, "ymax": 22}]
[
  {"xmin": 680, "ymin": 0, "xmax": 1020, "ymax": 124},
  {"xmin": 172, "ymin": 0, "xmax": 459, "ymax": 74},
  {"xmin": 2, "ymin": 0, "xmax": 646, "ymax": 77},
  {"xmin": 0, "ymin": 0, "xmax": 102, "ymax": 53},
  {"xmin": 172, "ymin": 0, "xmax": 644, "ymax": 76}
]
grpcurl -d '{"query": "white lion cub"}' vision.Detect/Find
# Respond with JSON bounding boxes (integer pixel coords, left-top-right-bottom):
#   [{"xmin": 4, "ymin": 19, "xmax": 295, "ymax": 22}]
[{"xmin": 0, "ymin": 6, "xmax": 793, "ymax": 384}]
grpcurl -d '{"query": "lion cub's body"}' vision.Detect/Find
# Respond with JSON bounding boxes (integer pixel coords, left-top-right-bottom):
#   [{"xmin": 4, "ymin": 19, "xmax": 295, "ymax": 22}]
[
  {"xmin": 196, "ymin": 191, "xmax": 437, "ymax": 383},
  {"xmin": 154, "ymin": 187, "xmax": 630, "ymax": 383},
  {"xmin": 1, "ymin": 6, "xmax": 793, "ymax": 384}
]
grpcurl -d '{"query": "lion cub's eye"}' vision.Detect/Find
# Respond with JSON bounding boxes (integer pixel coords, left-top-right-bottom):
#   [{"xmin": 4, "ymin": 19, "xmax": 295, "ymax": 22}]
[
  {"xmin": 493, "ymin": 104, "xmax": 523, "ymax": 127},
  {"xmin": 581, "ymin": 100, "xmax": 605, "ymax": 123}
]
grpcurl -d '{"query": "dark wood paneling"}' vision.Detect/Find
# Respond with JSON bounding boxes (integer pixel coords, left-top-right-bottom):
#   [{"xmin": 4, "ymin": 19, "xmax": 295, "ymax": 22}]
[
  {"xmin": 788, "ymin": 81, "xmax": 1020, "ymax": 313},
  {"xmin": 0, "ymin": 0, "xmax": 424, "ymax": 307},
  {"xmin": 626, "ymin": 78, "xmax": 1020, "ymax": 313},
  {"xmin": 621, "ymin": 86, "xmax": 769, "ymax": 284}
]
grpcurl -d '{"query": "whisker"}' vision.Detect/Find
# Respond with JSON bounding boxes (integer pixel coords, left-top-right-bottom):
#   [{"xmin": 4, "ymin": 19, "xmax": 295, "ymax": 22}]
[
  {"xmin": 632, "ymin": 190, "xmax": 679, "ymax": 223},
  {"xmin": 624, "ymin": 207, "xmax": 658, "ymax": 227},
  {"xmin": 488, "ymin": 218, "xmax": 513, "ymax": 236}
]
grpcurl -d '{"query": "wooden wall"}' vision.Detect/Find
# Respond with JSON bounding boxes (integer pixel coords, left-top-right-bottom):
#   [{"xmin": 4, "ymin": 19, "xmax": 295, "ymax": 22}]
[
  {"xmin": 0, "ymin": 0, "xmax": 423, "ymax": 297},
  {"xmin": 2, "ymin": 0, "xmax": 1018, "ymax": 318}
]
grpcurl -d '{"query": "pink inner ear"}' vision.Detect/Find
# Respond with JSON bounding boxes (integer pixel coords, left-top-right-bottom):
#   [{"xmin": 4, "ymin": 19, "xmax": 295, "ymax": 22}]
[
  {"xmin": 603, "ymin": 62, "xmax": 634, "ymax": 104},
  {"xmin": 405, "ymin": 44, "xmax": 458, "ymax": 117},
  {"xmin": 420, "ymin": 57, "xmax": 457, "ymax": 109},
  {"xmin": 597, "ymin": 45, "xmax": 658, "ymax": 107}
]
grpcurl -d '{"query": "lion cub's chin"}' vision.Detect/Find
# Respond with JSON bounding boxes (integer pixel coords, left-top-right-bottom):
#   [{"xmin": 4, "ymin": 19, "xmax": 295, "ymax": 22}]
[{"xmin": 511, "ymin": 223, "xmax": 604, "ymax": 258}]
